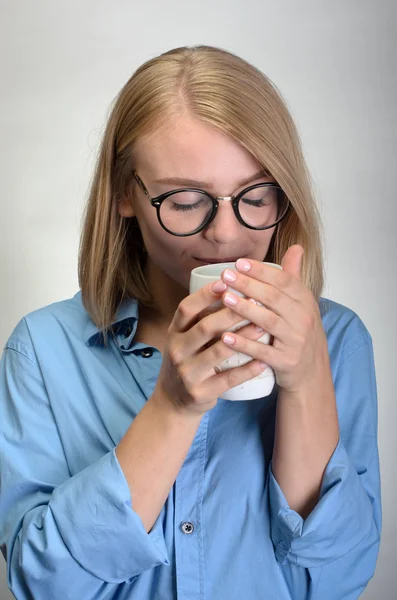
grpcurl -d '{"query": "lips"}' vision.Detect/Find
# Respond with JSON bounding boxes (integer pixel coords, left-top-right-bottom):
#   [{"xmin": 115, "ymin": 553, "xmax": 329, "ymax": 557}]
[{"xmin": 195, "ymin": 257, "xmax": 242, "ymax": 264}]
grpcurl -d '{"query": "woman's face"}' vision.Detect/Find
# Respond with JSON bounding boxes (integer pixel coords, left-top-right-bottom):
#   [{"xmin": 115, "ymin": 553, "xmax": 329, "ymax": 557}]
[{"xmin": 118, "ymin": 115, "xmax": 276, "ymax": 298}]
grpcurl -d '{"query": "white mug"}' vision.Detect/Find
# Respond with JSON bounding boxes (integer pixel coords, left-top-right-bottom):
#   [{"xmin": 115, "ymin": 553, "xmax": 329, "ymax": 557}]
[{"xmin": 189, "ymin": 261, "xmax": 282, "ymax": 401}]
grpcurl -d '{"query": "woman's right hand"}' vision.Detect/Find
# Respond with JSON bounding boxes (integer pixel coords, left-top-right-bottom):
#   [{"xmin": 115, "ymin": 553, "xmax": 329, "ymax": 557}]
[{"xmin": 152, "ymin": 281, "xmax": 268, "ymax": 417}]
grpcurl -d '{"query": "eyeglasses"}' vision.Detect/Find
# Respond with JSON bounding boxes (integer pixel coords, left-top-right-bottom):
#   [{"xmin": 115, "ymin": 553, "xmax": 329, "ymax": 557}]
[{"xmin": 132, "ymin": 171, "xmax": 290, "ymax": 237}]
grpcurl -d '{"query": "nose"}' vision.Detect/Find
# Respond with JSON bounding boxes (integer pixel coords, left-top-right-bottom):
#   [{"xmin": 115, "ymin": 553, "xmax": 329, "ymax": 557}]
[{"xmin": 202, "ymin": 197, "xmax": 244, "ymax": 243}]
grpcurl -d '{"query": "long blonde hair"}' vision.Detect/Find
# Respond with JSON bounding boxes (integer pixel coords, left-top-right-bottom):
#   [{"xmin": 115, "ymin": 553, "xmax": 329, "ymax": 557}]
[{"xmin": 78, "ymin": 45, "xmax": 324, "ymax": 343}]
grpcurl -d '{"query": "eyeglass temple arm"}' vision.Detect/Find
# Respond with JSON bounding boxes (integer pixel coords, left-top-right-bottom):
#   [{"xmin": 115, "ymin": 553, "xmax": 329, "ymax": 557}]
[{"xmin": 132, "ymin": 171, "xmax": 149, "ymax": 196}]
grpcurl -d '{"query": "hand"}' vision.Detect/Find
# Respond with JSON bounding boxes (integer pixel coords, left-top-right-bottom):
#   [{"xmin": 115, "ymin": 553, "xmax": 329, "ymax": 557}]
[
  {"xmin": 218, "ymin": 245, "xmax": 331, "ymax": 394},
  {"xmin": 153, "ymin": 282, "xmax": 268, "ymax": 417}
]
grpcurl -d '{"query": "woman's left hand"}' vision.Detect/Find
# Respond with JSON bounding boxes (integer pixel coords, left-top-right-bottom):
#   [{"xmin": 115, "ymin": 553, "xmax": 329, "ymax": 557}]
[{"xmin": 219, "ymin": 244, "xmax": 331, "ymax": 394}]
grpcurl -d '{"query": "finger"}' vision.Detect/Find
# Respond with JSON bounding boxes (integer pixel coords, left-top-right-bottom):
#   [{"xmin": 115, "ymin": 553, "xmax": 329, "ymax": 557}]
[
  {"xmin": 182, "ymin": 319, "xmax": 267, "ymax": 383},
  {"xmin": 202, "ymin": 298, "xmax": 266, "ymax": 347},
  {"xmin": 170, "ymin": 280, "xmax": 227, "ymax": 333},
  {"xmin": 203, "ymin": 320, "xmax": 267, "ymax": 350},
  {"xmin": 197, "ymin": 300, "xmax": 262, "ymax": 323},
  {"xmin": 220, "ymin": 331, "xmax": 285, "ymax": 371},
  {"xmin": 199, "ymin": 358, "xmax": 269, "ymax": 399},
  {"xmin": 221, "ymin": 295, "xmax": 291, "ymax": 343},
  {"xmin": 234, "ymin": 259, "xmax": 303, "ymax": 302},
  {"xmin": 221, "ymin": 275, "xmax": 300, "ymax": 325},
  {"xmin": 196, "ymin": 303, "xmax": 223, "ymax": 322},
  {"xmin": 173, "ymin": 295, "xmax": 258, "ymax": 360},
  {"xmin": 189, "ymin": 301, "xmax": 259, "ymax": 355}
]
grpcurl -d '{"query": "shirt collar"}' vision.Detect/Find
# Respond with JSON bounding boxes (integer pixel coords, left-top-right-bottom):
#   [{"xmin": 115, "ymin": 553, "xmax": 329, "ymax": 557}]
[{"xmin": 82, "ymin": 292, "xmax": 139, "ymax": 346}]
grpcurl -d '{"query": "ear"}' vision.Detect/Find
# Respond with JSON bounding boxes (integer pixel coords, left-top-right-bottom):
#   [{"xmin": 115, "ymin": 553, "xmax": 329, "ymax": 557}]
[{"xmin": 117, "ymin": 193, "xmax": 136, "ymax": 219}]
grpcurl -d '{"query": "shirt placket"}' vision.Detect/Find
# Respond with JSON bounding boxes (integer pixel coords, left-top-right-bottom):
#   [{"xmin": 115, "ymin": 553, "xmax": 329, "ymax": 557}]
[{"xmin": 174, "ymin": 411, "xmax": 209, "ymax": 600}]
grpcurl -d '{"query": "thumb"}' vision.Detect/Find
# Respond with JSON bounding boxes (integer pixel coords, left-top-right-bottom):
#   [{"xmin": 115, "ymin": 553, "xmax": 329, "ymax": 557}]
[{"xmin": 280, "ymin": 244, "xmax": 304, "ymax": 280}]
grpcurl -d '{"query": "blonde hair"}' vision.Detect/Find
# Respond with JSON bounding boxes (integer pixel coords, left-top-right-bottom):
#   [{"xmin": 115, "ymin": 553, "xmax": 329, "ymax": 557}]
[{"xmin": 78, "ymin": 45, "xmax": 325, "ymax": 344}]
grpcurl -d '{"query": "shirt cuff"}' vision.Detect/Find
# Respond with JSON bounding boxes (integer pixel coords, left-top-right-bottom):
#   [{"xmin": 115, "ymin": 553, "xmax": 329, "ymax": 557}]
[
  {"xmin": 51, "ymin": 448, "xmax": 170, "ymax": 583},
  {"xmin": 268, "ymin": 438, "xmax": 377, "ymax": 567}
]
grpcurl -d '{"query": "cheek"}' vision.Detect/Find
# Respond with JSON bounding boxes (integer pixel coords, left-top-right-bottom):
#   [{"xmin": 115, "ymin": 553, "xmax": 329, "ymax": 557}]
[
  {"xmin": 249, "ymin": 230, "xmax": 275, "ymax": 257},
  {"xmin": 135, "ymin": 207, "xmax": 168, "ymax": 251},
  {"xmin": 141, "ymin": 222, "xmax": 191, "ymax": 277},
  {"xmin": 135, "ymin": 206, "xmax": 187, "ymax": 256},
  {"xmin": 153, "ymin": 243, "xmax": 193, "ymax": 290},
  {"xmin": 143, "ymin": 222, "xmax": 185, "ymax": 257}
]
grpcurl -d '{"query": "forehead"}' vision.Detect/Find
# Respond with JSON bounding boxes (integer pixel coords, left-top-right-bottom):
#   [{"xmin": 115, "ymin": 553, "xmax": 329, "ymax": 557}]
[{"xmin": 134, "ymin": 115, "xmax": 263, "ymax": 181}]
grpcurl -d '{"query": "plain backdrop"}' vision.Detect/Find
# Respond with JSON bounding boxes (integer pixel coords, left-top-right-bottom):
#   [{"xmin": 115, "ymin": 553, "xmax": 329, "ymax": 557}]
[{"xmin": 0, "ymin": 1, "xmax": 396, "ymax": 598}]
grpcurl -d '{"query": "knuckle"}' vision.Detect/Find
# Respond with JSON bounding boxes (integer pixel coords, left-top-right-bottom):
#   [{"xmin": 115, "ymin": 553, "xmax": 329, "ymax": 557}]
[
  {"xmin": 168, "ymin": 344, "xmax": 183, "ymax": 365},
  {"xmin": 180, "ymin": 367, "xmax": 194, "ymax": 391},
  {"xmin": 225, "ymin": 368, "xmax": 241, "ymax": 389},
  {"xmin": 182, "ymin": 377, "xmax": 201, "ymax": 401},
  {"xmin": 287, "ymin": 353, "xmax": 299, "ymax": 368},
  {"xmin": 250, "ymin": 360, "xmax": 262, "ymax": 375},
  {"xmin": 197, "ymin": 318, "xmax": 212, "ymax": 337},
  {"xmin": 189, "ymin": 387, "xmax": 204, "ymax": 404},
  {"xmin": 227, "ymin": 308, "xmax": 244, "ymax": 327},
  {"xmin": 178, "ymin": 299, "xmax": 193, "ymax": 319},
  {"xmin": 302, "ymin": 312, "xmax": 314, "ymax": 329},
  {"xmin": 265, "ymin": 311, "xmax": 278, "ymax": 329},
  {"xmin": 211, "ymin": 341, "xmax": 225, "ymax": 361},
  {"xmin": 277, "ymin": 271, "xmax": 289, "ymax": 291},
  {"xmin": 295, "ymin": 332, "xmax": 306, "ymax": 348},
  {"xmin": 180, "ymin": 367, "xmax": 200, "ymax": 398},
  {"xmin": 294, "ymin": 333, "xmax": 305, "ymax": 348},
  {"xmin": 268, "ymin": 287, "xmax": 280, "ymax": 304},
  {"xmin": 234, "ymin": 335, "xmax": 247, "ymax": 352},
  {"xmin": 240, "ymin": 277, "xmax": 250, "ymax": 292}
]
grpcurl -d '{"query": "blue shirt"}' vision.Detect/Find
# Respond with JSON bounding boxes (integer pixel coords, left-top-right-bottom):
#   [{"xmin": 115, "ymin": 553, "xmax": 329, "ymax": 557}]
[{"xmin": 0, "ymin": 291, "xmax": 381, "ymax": 600}]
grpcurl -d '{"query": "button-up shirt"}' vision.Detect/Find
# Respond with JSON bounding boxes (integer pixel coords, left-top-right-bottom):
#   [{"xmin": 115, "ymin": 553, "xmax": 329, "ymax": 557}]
[{"xmin": 0, "ymin": 291, "xmax": 381, "ymax": 599}]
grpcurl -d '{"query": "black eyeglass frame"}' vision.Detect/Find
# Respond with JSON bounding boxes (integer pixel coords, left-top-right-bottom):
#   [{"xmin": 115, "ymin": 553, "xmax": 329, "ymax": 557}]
[{"xmin": 132, "ymin": 170, "xmax": 290, "ymax": 237}]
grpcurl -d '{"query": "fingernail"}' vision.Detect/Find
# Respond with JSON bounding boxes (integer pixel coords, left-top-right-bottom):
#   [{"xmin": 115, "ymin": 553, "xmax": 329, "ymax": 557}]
[
  {"xmin": 223, "ymin": 334, "xmax": 236, "ymax": 344},
  {"xmin": 256, "ymin": 326, "xmax": 265, "ymax": 332},
  {"xmin": 236, "ymin": 258, "xmax": 251, "ymax": 272},
  {"xmin": 212, "ymin": 280, "xmax": 227, "ymax": 293},
  {"xmin": 249, "ymin": 298, "xmax": 258, "ymax": 305},
  {"xmin": 224, "ymin": 292, "xmax": 238, "ymax": 306},
  {"xmin": 223, "ymin": 269, "xmax": 237, "ymax": 282}
]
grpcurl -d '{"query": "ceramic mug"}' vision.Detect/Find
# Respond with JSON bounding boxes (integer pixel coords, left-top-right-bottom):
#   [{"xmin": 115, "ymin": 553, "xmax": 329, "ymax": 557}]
[{"xmin": 189, "ymin": 261, "xmax": 282, "ymax": 400}]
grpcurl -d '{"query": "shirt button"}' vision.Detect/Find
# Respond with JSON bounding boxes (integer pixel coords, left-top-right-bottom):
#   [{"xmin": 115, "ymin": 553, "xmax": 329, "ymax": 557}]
[
  {"xmin": 141, "ymin": 348, "xmax": 153, "ymax": 358},
  {"xmin": 181, "ymin": 521, "xmax": 194, "ymax": 535}
]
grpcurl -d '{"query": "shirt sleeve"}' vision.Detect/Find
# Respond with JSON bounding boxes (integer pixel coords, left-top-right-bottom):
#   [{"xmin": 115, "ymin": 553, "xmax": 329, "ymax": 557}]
[
  {"xmin": 268, "ymin": 330, "xmax": 381, "ymax": 599},
  {"xmin": 0, "ymin": 323, "xmax": 170, "ymax": 600}
]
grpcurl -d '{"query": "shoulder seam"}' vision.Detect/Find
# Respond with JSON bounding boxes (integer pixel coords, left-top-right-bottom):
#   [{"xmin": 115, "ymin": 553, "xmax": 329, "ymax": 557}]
[
  {"xmin": 4, "ymin": 316, "xmax": 41, "ymax": 365},
  {"xmin": 336, "ymin": 336, "xmax": 370, "ymax": 374},
  {"xmin": 4, "ymin": 345, "xmax": 38, "ymax": 366}
]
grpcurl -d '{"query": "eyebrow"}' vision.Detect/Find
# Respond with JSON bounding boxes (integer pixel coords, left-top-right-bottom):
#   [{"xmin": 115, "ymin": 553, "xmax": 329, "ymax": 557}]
[{"xmin": 153, "ymin": 169, "xmax": 271, "ymax": 188}]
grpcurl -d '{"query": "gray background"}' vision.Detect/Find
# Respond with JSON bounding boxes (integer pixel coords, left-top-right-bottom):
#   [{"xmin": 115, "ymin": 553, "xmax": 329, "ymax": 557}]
[{"xmin": 0, "ymin": 0, "xmax": 395, "ymax": 598}]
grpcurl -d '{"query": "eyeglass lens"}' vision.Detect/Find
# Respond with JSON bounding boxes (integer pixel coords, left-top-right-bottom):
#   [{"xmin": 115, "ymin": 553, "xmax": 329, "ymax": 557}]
[{"xmin": 158, "ymin": 185, "xmax": 288, "ymax": 234}]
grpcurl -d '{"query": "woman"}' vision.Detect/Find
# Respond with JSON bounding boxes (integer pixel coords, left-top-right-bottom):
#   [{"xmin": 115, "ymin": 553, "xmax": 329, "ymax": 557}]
[{"xmin": 0, "ymin": 45, "xmax": 381, "ymax": 599}]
